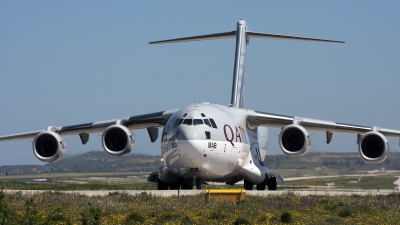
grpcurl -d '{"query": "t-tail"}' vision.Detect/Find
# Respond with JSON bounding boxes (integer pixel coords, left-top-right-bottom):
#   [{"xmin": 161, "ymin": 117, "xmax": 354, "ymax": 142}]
[{"xmin": 150, "ymin": 20, "xmax": 344, "ymax": 108}]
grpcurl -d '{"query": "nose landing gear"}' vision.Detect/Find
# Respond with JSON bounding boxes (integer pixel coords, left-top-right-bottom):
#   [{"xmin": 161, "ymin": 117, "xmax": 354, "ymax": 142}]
[{"xmin": 184, "ymin": 168, "xmax": 203, "ymax": 190}]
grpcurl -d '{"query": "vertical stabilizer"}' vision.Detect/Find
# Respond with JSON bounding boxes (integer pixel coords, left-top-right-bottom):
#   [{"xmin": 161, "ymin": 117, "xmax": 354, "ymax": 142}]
[
  {"xmin": 231, "ymin": 20, "xmax": 248, "ymax": 108},
  {"xmin": 150, "ymin": 20, "xmax": 344, "ymax": 109}
]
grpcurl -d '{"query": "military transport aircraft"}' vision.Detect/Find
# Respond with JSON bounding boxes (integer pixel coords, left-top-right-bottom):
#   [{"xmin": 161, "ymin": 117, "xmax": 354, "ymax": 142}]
[{"xmin": 1, "ymin": 20, "xmax": 400, "ymax": 191}]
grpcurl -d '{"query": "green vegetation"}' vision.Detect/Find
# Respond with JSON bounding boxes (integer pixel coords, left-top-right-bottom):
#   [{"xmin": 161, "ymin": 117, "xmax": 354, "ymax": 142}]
[
  {"xmin": 0, "ymin": 169, "xmax": 398, "ymax": 191},
  {"xmin": 0, "ymin": 172, "xmax": 159, "ymax": 190},
  {"xmin": 283, "ymin": 175, "xmax": 398, "ymax": 189},
  {"xmin": 0, "ymin": 151, "xmax": 163, "ymax": 176},
  {"xmin": 2, "ymin": 152, "xmax": 400, "ymax": 176},
  {"xmin": 0, "ymin": 191, "xmax": 399, "ymax": 224},
  {"xmin": 0, "ymin": 181, "xmax": 157, "ymax": 191}
]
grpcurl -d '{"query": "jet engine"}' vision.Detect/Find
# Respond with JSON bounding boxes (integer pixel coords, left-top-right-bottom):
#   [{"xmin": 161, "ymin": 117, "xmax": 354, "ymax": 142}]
[
  {"xmin": 33, "ymin": 131, "xmax": 66, "ymax": 162},
  {"xmin": 102, "ymin": 125, "xmax": 134, "ymax": 156},
  {"xmin": 278, "ymin": 124, "xmax": 311, "ymax": 157},
  {"xmin": 358, "ymin": 131, "xmax": 389, "ymax": 163}
]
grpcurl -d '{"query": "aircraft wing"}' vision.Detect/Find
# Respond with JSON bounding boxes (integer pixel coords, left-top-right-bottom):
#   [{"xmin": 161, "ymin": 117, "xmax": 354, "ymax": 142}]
[
  {"xmin": 0, "ymin": 109, "xmax": 178, "ymax": 143},
  {"xmin": 247, "ymin": 110, "xmax": 400, "ymax": 139}
]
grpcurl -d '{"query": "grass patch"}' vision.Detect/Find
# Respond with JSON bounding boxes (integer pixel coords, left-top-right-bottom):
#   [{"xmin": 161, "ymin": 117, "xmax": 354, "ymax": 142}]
[
  {"xmin": 284, "ymin": 175, "xmax": 397, "ymax": 189},
  {"xmin": 1, "ymin": 191, "xmax": 399, "ymax": 224}
]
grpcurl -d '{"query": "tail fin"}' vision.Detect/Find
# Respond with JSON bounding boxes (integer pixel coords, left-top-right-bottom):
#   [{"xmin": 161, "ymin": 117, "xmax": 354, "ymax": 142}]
[{"xmin": 150, "ymin": 20, "xmax": 344, "ymax": 108}]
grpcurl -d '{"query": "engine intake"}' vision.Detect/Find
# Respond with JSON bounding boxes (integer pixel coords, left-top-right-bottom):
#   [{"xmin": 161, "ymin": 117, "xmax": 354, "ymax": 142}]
[
  {"xmin": 102, "ymin": 125, "xmax": 134, "ymax": 156},
  {"xmin": 279, "ymin": 124, "xmax": 311, "ymax": 157},
  {"xmin": 358, "ymin": 131, "xmax": 389, "ymax": 163},
  {"xmin": 33, "ymin": 131, "xmax": 66, "ymax": 162}
]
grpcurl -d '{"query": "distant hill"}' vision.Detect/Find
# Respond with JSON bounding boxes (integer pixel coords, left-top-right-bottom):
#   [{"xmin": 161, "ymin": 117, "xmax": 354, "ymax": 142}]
[
  {"xmin": 0, "ymin": 151, "xmax": 163, "ymax": 175},
  {"xmin": 265, "ymin": 152, "xmax": 400, "ymax": 171},
  {"xmin": 0, "ymin": 151, "xmax": 399, "ymax": 175}
]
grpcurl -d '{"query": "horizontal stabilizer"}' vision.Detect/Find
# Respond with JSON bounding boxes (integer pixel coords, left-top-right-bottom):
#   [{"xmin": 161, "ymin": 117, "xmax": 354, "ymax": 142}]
[
  {"xmin": 148, "ymin": 20, "xmax": 344, "ymax": 109},
  {"xmin": 149, "ymin": 31, "xmax": 236, "ymax": 44},
  {"xmin": 247, "ymin": 31, "xmax": 345, "ymax": 44}
]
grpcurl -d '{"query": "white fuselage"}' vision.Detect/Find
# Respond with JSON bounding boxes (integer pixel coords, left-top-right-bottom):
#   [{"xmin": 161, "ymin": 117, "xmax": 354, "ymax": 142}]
[{"xmin": 160, "ymin": 103, "xmax": 267, "ymax": 183}]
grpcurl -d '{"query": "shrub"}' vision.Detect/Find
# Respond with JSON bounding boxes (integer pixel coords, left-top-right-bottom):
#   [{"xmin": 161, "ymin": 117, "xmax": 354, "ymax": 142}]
[
  {"xmin": 280, "ymin": 211, "xmax": 292, "ymax": 223},
  {"xmin": 210, "ymin": 211, "xmax": 228, "ymax": 220},
  {"xmin": 338, "ymin": 208, "xmax": 352, "ymax": 218},
  {"xmin": 45, "ymin": 213, "xmax": 72, "ymax": 225},
  {"xmin": 22, "ymin": 198, "xmax": 41, "ymax": 225},
  {"xmin": 0, "ymin": 191, "xmax": 16, "ymax": 225},
  {"xmin": 125, "ymin": 212, "xmax": 144, "ymax": 223},
  {"xmin": 180, "ymin": 215, "xmax": 192, "ymax": 225},
  {"xmin": 81, "ymin": 207, "xmax": 102, "ymax": 225},
  {"xmin": 157, "ymin": 212, "xmax": 179, "ymax": 222},
  {"xmin": 233, "ymin": 217, "xmax": 251, "ymax": 225}
]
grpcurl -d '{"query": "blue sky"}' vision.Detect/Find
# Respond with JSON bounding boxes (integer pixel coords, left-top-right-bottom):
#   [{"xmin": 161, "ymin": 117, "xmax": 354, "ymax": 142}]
[{"xmin": 0, "ymin": 1, "xmax": 399, "ymax": 166}]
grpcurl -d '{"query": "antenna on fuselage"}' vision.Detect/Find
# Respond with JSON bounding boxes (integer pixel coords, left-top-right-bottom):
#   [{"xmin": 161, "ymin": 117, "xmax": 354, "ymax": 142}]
[{"xmin": 150, "ymin": 20, "xmax": 344, "ymax": 108}]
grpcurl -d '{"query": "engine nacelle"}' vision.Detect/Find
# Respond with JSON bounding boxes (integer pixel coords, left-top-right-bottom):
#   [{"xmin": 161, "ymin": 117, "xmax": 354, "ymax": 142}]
[
  {"xmin": 279, "ymin": 124, "xmax": 311, "ymax": 157},
  {"xmin": 358, "ymin": 131, "xmax": 389, "ymax": 163},
  {"xmin": 33, "ymin": 131, "xmax": 66, "ymax": 162},
  {"xmin": 102, "ymin": 125, "xmax": 134, "ymax": 156}
]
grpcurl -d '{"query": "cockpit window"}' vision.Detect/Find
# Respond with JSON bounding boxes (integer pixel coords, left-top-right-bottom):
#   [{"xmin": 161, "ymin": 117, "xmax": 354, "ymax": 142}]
[
  {"xmin": 173, "ymin": 119, "xmax": 183, "ymax": 128},
  {"xmin": 182, "ymin": 119, "xmax": 192, "ymax": 125},
  {"xmin": 209, "ymin": 119, "xmax": 217, "ymax": 128},
  {"xmin": 204, "ymin": 119, "xmax": 211, "ymax": 127},
  {"xmin": 174, "ymin": 117, "xmax": 216, "ymax": 128},
  {"xmin": 173, "ymin": 119, "xmax": 179, "ymax": 128},
  {"xmin": 193, "ymin": 119, "xmax": 203, "ymax": 125}
]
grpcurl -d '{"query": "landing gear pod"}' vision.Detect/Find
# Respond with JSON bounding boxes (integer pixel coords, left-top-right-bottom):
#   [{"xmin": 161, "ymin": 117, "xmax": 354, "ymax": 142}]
[
  {"xmin": 33, "ymin": 131, "xmax": 66, "ymax": 162},
  {"xmin": 102, "ymin": 125, "xmax": 134, "ymax": 156},
  {"xmin": 358, "ymin": 131, "xmax": 389, "ymax": 163},
  {"xmin": 279, "ymin": 124, "xmax": 311, "ymax": 157}
]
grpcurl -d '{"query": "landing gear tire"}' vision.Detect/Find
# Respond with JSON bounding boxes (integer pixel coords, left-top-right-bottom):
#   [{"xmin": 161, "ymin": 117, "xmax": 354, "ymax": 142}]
[
  {"xmin": 170, "ymin": 183, "xmax": 180, "ymax": 190},
  {"xmin": 257, "ymin": 176, "xmax": 269, "ymax": 190},
  {"xmin": 267, "ymin": 177, "xmax": 277, "ymax": 191},
  {"xmin": 180, "ymin": 179, "xmax": 187, "ymax": 190},
  {"xmin": 256, "ymin": 182, "xmax": 266, "ymax": 190},
  {"xmin": 195, "ymin": 178, "xmax": 202, "ymax": 190},
  {"xmin": 157, "ymin": 178, "xmax": 168, "ymax": 190},
  {"xmin": 244, "ymin": 179, "xmax": 253, "ymax": 190},
  {"xmin": 186, "ymin": 178, "xmax": 194, "ymax": 190}
]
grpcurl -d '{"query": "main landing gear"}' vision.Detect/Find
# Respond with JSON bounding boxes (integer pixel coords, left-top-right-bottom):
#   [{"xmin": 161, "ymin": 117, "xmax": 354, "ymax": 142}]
[
  {"xmin": 157, "ymin": 177, "xmax": 203, "ymax": 190},
  {"xmin": 244, "ymin": 176, "xmax": 277, "ymax": 191},
  {"xmin": 148, "ymin": 171, "xmax": 200, "ymax": 190}
]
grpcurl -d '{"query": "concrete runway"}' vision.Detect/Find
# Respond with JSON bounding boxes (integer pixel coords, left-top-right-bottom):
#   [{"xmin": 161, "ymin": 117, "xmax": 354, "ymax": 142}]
[{"xmin": 4, "ymin": 189, "xmax": 398, "ymax": 197}]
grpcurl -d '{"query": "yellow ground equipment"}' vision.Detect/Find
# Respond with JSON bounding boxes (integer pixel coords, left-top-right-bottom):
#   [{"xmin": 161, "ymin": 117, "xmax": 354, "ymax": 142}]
[{"xmin": 204, "ymin": 189, "xmax": 246, "ymax": 203}]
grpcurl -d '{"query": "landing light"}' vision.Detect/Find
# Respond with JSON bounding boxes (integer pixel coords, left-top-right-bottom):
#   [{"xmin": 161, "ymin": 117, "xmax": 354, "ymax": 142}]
[{"xmin": 161, "ymin": 158, "xmax": 164, "ymax": 162}]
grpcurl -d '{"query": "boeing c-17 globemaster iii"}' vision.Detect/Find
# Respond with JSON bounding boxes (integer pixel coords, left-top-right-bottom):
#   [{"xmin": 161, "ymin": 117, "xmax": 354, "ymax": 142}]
[{"xmin": 1, "ymin": 20, "xmax": 399, "ymax": 190}]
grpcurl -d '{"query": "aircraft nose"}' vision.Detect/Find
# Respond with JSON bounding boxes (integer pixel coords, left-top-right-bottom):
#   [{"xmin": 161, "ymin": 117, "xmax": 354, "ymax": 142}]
[
  {"xmin": 177, "ymin": 125, "xmax": 203, "ymax": 141},
  {"xmin": 179, "ymin": 141, "xmax": 199, "ymax": 160},
  {"xmin": 176, "ymin": 126, "xmax": 204, "ymax": 160}
]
